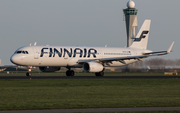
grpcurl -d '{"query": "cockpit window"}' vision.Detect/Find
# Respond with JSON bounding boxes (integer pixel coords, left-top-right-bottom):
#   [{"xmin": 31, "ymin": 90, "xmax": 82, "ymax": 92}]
[
  {"xmin": 16, "ymin": 51, "xmax": 29, "ymax": 54},
  {"xmin": 17, "ymin": 51, "xmax": 22, "ymax": 54}
]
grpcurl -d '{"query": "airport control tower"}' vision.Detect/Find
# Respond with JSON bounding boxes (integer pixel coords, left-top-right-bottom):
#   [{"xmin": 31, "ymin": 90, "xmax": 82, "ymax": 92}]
[{"xmin": 123, "ymin": 0, "xmax": 138, "ymax": 47}]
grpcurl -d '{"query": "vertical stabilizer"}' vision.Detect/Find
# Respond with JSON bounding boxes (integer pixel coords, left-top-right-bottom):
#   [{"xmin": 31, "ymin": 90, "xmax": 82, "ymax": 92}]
[{"xmin": 130, "ymin": 20, "xmax": 151, "ymax": 49}]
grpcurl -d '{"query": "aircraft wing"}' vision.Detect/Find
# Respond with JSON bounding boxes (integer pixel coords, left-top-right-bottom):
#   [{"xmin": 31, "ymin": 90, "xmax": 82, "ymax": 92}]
[
  {"xmin": 78, "ymin": 54, "xmax": 151, "ymax": 64},
  {"xmin": 78, "ymin": 42, "xmax": 174, "ymax": 64},
  {"xmin": 143, "ymin": 42, "xmax": 174, "ymax": 55}
]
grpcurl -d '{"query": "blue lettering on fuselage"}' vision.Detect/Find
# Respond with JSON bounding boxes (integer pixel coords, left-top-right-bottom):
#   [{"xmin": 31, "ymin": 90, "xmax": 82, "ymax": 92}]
[
  {"xmin": 53, "ymin": 48, "xmax": 62, "ymax": 57},
  {"xmin": 63, "ymin": 48, "xmax": 72, "ymax": 57},
  {"xmin": 40, "ymin": 48, "xmax": 48, "ymax": 57},
  {"xmin": 40, "ymin": 48, "xmax": 97, "ymax": 58},
  {"xmin": 88, "ymin": 49, "xmax": 97, "ymax": 58},
  {"xmin": 73, "ymin": 48, "xmax": 83, "ymax": 57}
]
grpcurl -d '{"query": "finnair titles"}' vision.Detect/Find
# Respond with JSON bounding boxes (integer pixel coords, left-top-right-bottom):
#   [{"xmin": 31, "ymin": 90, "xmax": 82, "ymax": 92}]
[
  {"xmin": 40, "ymin": 48, "xmax": 97, "ymax": 58},
  {"xmin": 40, "ymin": 47, "xmax": 131, "ymax": 58}
]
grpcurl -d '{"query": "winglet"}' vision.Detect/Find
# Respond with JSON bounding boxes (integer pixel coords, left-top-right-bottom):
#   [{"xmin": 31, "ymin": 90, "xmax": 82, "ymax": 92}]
[{"xmin": 167, "ymin": 42, "xmax": 174, "ymax": 54}]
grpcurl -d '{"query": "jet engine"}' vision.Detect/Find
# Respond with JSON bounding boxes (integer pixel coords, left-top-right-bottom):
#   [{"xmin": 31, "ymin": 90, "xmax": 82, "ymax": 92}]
[
  {"xmin": 83, "ymin": 62, "xmax": 104, "ymax": 72},
  {"xmin": 39, "ymin": 67, "xmax": 61, "ymax": 72}
]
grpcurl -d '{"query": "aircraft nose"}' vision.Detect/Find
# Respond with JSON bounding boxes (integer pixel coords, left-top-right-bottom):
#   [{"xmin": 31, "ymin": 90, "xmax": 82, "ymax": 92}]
[{"xmin": 10, "ymin": 54, "xmax": 21, "ymax": 65}]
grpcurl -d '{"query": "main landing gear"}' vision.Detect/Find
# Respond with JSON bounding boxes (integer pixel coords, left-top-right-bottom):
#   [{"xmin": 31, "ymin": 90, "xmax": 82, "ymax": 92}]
[
  {"xmin": 66, "ymin": 68, "xmax": 75, "ymax": 76},
  {"xmin": 95, "ymin": 71, "xmax": 104, "ymax": 76},
  {"xmin": 66, "ymin": 67, "xmax": 104, "ymax": 76}
]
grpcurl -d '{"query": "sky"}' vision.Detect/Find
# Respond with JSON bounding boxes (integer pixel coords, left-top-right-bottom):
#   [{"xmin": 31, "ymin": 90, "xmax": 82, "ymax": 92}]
[{"xmin": 0, "ymin": 0, "xmax": 179, "ymax": 65}]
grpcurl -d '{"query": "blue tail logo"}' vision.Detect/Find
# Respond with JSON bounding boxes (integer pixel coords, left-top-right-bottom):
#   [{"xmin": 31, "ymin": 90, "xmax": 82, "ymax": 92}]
[{"xmin": 134, "ymin": 31, "xmax": 149, "ymax": 42}]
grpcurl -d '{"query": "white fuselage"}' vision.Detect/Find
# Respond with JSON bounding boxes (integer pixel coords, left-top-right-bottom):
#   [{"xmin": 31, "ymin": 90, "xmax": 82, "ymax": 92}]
[{"xmin": 10, "ymin": 45, "xmax": 152, "ymax": 67}]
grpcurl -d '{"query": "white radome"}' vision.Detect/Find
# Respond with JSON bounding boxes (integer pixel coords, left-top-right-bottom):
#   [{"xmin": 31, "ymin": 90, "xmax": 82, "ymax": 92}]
[{"xmin": 127, "ymin": 0, "xmax": 135, "ymax": 8}]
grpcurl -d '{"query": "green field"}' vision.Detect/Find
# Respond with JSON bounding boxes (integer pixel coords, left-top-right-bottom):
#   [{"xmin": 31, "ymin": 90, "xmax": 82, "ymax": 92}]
[{"xmin": 0, "ymin": 75, "xmax": 180, "ymax": 111}]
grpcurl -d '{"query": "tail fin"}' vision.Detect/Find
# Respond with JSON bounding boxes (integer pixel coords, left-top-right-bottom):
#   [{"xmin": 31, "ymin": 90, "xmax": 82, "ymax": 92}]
[{"xmin": 130, "ymin": 20, "xmax": 151, "ymax": 49}]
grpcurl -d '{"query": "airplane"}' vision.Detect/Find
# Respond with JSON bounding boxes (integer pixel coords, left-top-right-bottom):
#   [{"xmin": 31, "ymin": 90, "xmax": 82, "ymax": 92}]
[{"xmin": 10, "ymin": 20, "xmax": 174, "ymax": 76}]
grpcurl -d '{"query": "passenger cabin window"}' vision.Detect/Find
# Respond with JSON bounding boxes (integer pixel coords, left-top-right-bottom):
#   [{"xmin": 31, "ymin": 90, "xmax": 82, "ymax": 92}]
[{"xmin": 16, "ymin": 51, "xmax": 29, "ymax": 54}]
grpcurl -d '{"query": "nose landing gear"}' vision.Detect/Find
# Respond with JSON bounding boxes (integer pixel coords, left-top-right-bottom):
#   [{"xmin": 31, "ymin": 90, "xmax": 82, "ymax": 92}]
[{"xmin": 26, "ymin": 67, "xmax": 32, "ymax": 76}]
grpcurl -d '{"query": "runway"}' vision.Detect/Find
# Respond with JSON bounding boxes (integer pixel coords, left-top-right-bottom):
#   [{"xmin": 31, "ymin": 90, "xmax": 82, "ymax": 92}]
[
  {"xmin": 0, "ymin": 107, "xmax": 180, "ymax": 113},
  {"xmin": 0, "ymin": 75, "xmax": 180, "ymax": 79}
]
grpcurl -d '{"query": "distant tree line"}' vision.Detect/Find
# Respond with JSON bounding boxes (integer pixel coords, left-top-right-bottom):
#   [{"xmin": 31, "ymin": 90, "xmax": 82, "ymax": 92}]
[
  {"xmin": 144, "ymin": 58, "xmax": 180, "ymax": 68},
  {"xmin": 129, "ymin": 58, "xmax": 180, "ymax": 68},
  {"xmin": 113, "ymin": 58, "xmax": 179, "ymax": 72}
]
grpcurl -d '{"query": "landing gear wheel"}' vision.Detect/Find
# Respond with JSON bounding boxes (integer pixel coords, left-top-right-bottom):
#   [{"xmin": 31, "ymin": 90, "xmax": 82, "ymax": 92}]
[
  {"xmin": 26, "ymin": 72, "xmax": 31, "ymax": 76},
  {"xmin": 26, "ymin": 67, "xmax": 32, "ymax": 76},
  {"xmin": 95, "ymin": 72, "xmax": 104, "ymax": 76},
  {"xmin": 66, "ymin": 70, "xmax": 75, "ymax": 76}
]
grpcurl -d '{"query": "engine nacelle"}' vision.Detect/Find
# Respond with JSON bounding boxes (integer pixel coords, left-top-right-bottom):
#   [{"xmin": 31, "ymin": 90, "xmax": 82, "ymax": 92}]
[
  {"xmin": 83, "ymin": 62, "xmax": 104, "ymax": 72},
  {"xmin": 39, "ymin": 67, "xmax": 61, "ymax": 72}
]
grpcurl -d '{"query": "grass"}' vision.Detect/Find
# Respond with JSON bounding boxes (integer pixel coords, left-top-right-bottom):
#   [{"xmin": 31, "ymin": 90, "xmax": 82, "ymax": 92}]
[{"xmin": 0, "ymin": 78, "xmax": 180, "ymax": 110}]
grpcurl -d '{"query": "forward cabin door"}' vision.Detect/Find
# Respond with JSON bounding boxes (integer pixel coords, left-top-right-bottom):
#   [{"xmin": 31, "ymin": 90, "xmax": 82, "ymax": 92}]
[{"xmin": 32, "ymin": 47, "xmax": 39, "ymax": 59}]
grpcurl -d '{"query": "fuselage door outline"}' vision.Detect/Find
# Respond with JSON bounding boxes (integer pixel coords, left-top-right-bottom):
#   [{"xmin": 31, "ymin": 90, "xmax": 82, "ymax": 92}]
[{"xmin": 32, "ymin": 47, "xmax": 39, "ymax": 59}]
